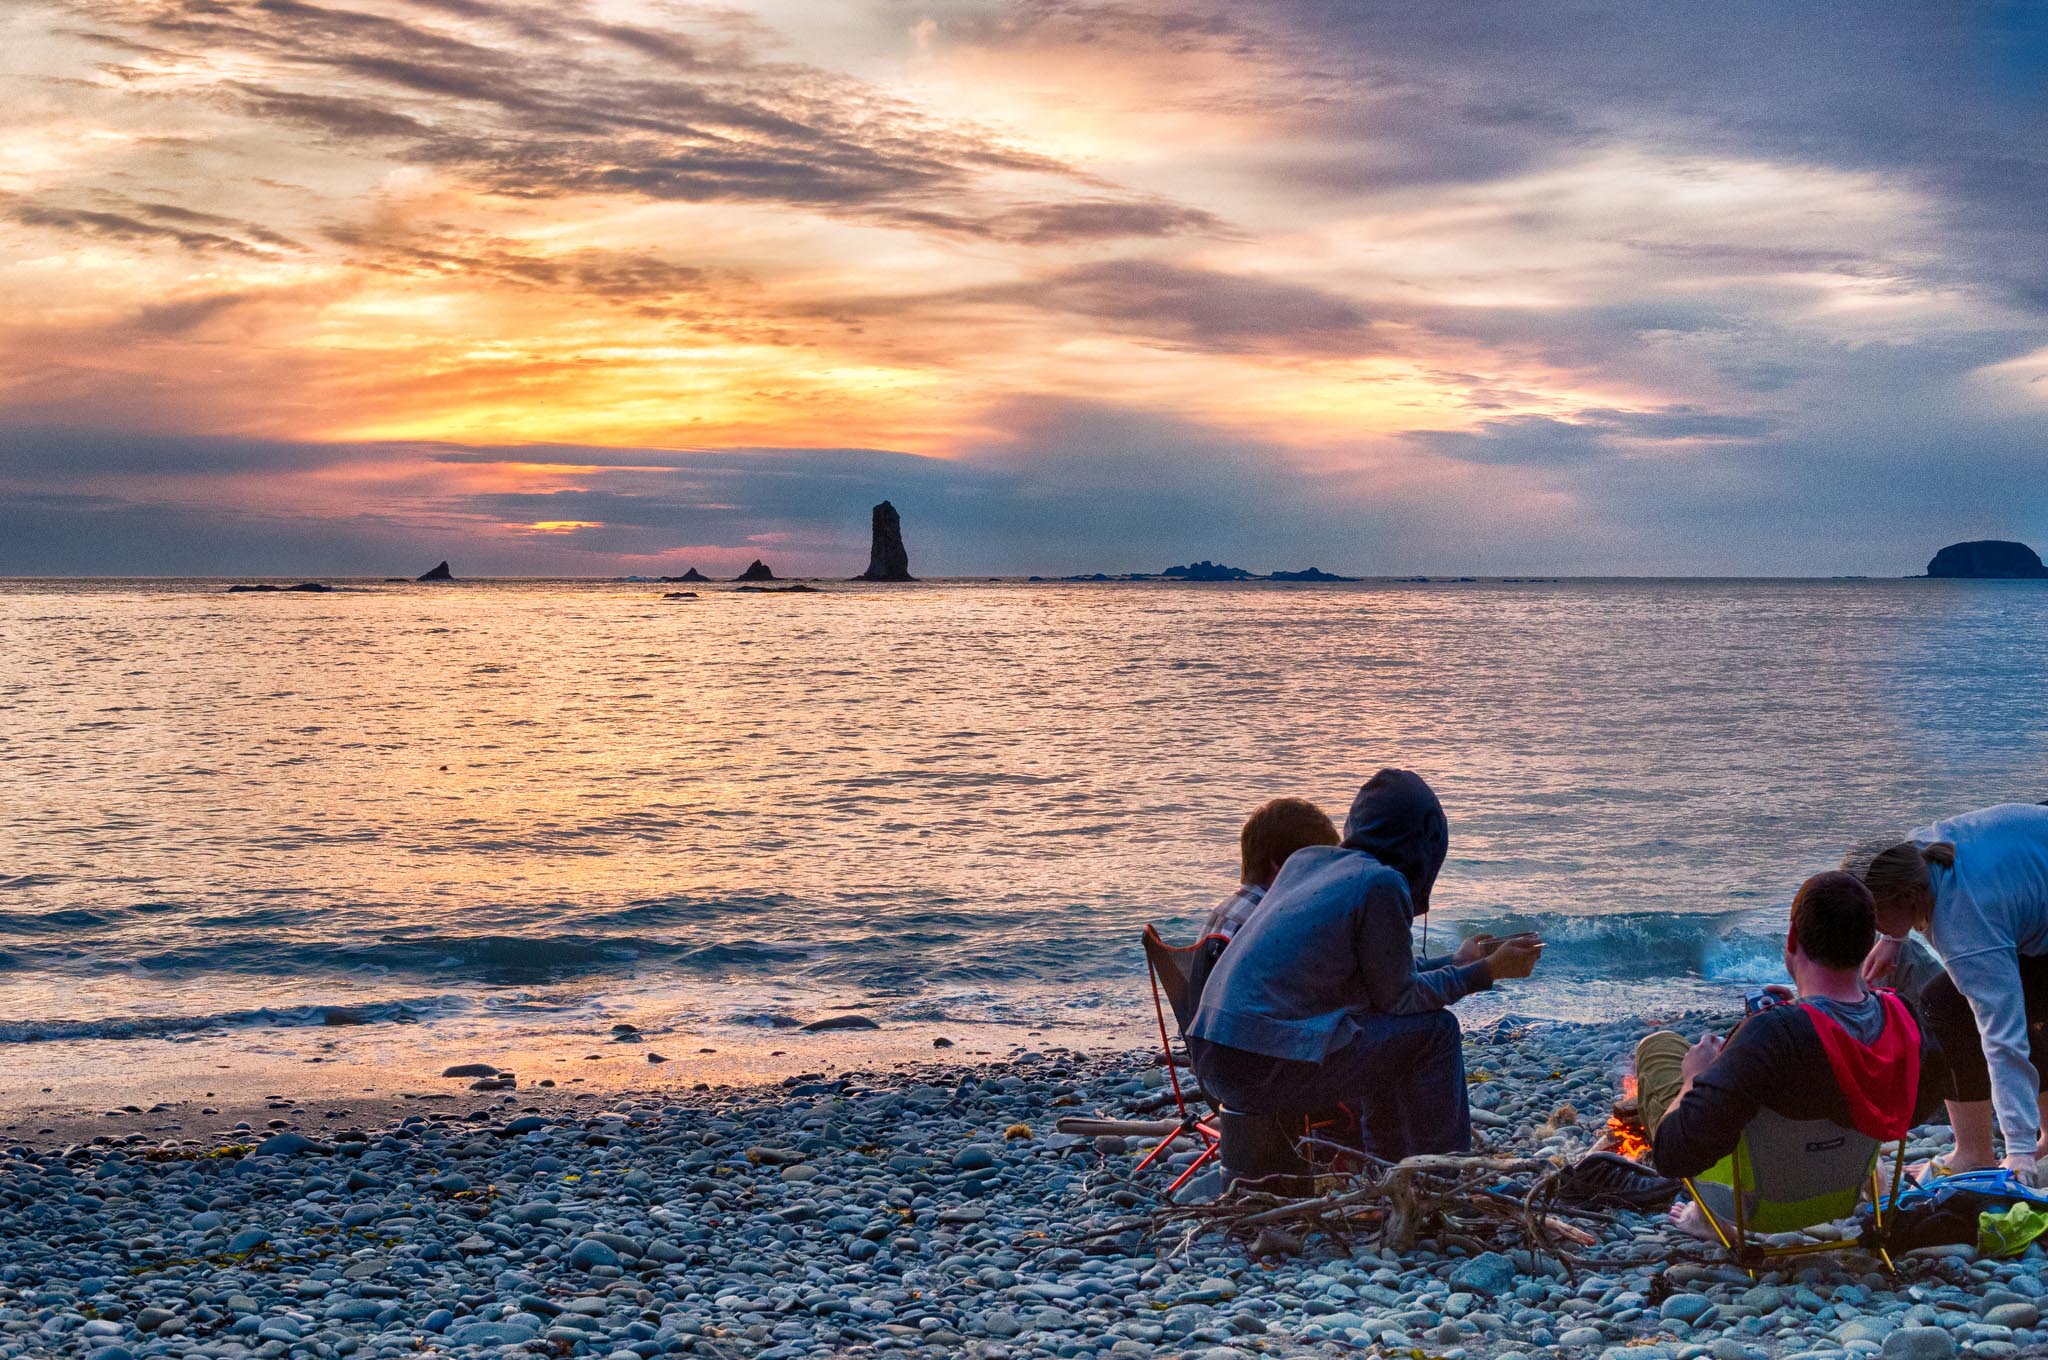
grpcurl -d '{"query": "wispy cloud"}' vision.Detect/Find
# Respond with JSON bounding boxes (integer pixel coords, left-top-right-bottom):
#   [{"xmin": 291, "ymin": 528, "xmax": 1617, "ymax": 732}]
[{"xmin": 1, "ymin": 0, "xmax": 2044, "ymax": 573}]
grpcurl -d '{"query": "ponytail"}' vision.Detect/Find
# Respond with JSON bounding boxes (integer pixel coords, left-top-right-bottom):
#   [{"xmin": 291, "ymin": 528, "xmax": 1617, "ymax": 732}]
[{"xmin": 1860, "ymin": 841, "xmax": 1935, "ymax": 906}]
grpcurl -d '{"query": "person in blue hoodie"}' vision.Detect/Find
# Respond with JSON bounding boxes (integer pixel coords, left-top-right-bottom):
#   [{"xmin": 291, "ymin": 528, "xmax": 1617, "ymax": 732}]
[{"xmin": 1187, "ymin": 768, "xmax": 1543, "ymax": 1160}]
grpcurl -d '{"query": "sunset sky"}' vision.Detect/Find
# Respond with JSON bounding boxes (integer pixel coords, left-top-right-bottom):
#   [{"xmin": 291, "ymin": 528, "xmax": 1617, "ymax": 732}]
[{"xmin": 4, "ymin": 0, "xmax": 2047, "ymax": 576}]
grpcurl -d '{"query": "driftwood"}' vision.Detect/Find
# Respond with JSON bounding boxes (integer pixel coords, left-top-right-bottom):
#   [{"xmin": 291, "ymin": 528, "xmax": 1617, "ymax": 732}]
[
  {"xmin": 1053, "ymin": 1116, "xmax": 1185, "ymax": 1138},
  {"xmin": 1096, "ymin": 1151, "xmax": 1615, "ymax": 1278}
]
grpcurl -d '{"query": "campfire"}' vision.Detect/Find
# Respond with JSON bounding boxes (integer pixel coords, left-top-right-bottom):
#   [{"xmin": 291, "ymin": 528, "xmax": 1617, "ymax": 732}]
[{"xmin": 1602, "ymin": 1077, "xmax": 1653, "ymax": 1161}]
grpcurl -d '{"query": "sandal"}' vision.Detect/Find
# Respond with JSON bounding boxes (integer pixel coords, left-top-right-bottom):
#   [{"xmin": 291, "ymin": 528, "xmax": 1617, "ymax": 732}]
[{"xmin": 1910, "ymin": 1152, "xmax": 1965, "ymax": 1187}]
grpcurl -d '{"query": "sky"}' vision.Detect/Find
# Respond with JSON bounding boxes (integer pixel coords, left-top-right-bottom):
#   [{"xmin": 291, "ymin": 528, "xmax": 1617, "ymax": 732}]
[{"xmin": 3, "ymin": 0, "xmax": 2047, "ymax": 577}]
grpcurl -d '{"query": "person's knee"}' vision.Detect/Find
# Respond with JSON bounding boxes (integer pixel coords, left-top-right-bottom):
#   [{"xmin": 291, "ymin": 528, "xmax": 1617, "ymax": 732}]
[
  {"xmin": 1635, "ymin": 1030, "xmax": 1681, "ymax": 1060},
  {"xmin": 1417, "ymin": 1007, "xmax": 1463, "ymax": 1057}
]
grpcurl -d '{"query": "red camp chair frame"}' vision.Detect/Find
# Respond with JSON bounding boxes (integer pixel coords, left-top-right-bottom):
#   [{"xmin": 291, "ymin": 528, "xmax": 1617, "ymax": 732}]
[{"xmin": 1137, "ymin": 925, "xmax": 1223, "ymax": 1193}]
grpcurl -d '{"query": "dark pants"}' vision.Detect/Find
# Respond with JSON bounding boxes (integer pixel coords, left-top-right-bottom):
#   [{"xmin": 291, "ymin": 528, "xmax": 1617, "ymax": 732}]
[
  {"xmin": 1191, "ymin": 1009, "xmax": 1471, "ymax": 1161},
  {"xmin": 1921, "ymin": 952, "xmax": 2048, "ymax": 1102}
]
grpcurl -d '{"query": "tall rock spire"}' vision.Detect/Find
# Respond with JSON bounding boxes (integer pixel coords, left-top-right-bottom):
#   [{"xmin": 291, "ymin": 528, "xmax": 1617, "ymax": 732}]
[{"xmin": 858, "ymin": 500, "xmax": 914, "ymax": 581}]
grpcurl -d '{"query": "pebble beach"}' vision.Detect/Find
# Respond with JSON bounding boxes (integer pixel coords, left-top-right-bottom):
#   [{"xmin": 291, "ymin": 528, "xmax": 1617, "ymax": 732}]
[{"xmin": 6, "ymin": 1017, "xmax": 2041, "ymax": 1360}]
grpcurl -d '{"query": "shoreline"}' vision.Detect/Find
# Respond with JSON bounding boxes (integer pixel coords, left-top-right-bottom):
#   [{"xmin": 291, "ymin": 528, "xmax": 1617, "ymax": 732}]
[
  {"xmin": 0, "ymin": 1015, "xmax": 1110, "ymax": 1151},
  {"xmin": 5, "ymin": 1014, "xmax": 2038, "ymax": 1360}
]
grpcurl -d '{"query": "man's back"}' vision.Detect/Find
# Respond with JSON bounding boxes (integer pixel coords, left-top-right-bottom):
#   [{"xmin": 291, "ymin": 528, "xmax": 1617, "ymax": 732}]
[{"xmin": 1651, "ymin": 995, "xmax": 1945, "ymax": 1180}]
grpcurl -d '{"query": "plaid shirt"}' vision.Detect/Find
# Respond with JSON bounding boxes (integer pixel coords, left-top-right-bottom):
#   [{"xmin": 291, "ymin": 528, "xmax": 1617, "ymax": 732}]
[{"xmin": 1200, "ymin": 883, "xmax": 1266, "ymax": 943}]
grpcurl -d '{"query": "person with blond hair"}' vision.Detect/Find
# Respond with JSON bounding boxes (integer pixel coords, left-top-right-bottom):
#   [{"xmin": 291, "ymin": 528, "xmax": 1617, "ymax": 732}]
[{"xmin": 1851, "ymin": 802, "xmax": 2048, "ymax": 1182}]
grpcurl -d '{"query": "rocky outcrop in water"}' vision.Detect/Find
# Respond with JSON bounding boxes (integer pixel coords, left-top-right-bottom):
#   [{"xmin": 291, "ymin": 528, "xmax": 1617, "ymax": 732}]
[
  {"xmin": 1268, "ymin": 567, "xmax": 1359, "ymax": 582},
  {"xmin": 857, "ymin": 501, "xmax": 914, "ymax": 581},
  {"xmin": 417, "ymin": 561, "xmax": 454, "ymax": 581},
  {"xmin": 736, "ymin": 560, "xmax": 776, "ymax": 582},
  {"xmin": 1925, "ymin": 540, "xmax": 2048, "ymax": 579},
  {"xmin": 227, "ymin": 582, "xmax": 331, "ymax": 593},
  {"xmin": 660, "ymin": 568, "xmax": 709, "ymax": 583},
  {"xmin": 1162, "ymin": 561, "xmax": 1254, "ymax": 581},
  {"xmin": 801, "ymin": 1014, "xmax": 880, "ymax": 1031}
]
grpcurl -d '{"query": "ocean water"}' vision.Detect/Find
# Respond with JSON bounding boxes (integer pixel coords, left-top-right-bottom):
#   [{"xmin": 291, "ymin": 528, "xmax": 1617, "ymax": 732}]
[{"xmin": 3, "ymin": 576, "xmax": 2046, "ymax": 1085}]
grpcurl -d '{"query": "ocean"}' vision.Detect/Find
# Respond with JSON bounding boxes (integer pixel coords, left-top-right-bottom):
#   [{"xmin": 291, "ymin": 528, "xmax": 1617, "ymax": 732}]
[{"xmin": 3, "ymin": 576, "xmax": 2046, "ymax": 1100}]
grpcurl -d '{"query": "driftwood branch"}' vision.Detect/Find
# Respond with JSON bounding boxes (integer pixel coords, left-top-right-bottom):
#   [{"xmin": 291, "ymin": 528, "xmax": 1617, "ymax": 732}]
[
  {"xmin": 1094, "ymin": 1151, "xmax": 1617, "ymax": 1273},
  {"xmin": 1053, "ymin": 1116, "xmax": 1185, "ymax": 1138}
]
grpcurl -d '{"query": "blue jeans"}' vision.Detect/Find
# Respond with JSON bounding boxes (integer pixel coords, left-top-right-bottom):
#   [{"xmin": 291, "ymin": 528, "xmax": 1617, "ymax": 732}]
[{"xmin": 1191, "ymin": 1008, "xmax": 1471, "ymax": 1161}]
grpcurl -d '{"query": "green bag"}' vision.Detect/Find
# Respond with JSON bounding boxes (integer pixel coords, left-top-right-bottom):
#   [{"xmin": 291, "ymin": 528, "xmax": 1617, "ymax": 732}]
[{"xmin": 1977, "ymin": 1201, "xmax": 2048, "ymax": 1257}]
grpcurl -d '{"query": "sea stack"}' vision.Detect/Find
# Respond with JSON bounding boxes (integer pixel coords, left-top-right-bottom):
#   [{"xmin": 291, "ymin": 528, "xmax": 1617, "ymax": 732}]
[
  {"xmin": 1925, "ymin": 540, "xmax": 2048, "ymax": 579},
  {"xmin": 858, "ymin": 500, "xmax": 914, "ymax": 581},
  {"xmin": 736, "ymin": 559, "xmax": 776, "ymax": 582},
  {"xmin": 417, "ymin": 561, "xmax": 455, "ymax": 581}
]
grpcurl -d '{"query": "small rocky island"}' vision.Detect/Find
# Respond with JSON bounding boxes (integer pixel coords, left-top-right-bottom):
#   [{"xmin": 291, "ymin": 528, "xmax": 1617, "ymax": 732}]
[
  {"xmin": 416, "ymin": 561, "xmax": 454, "ymax": 581},
  {"xmin": 1162, "ymin": 560, "xmax": 1254, "ymax": 581},
  {"xmin": 1267, "ymin": 567, "xmax": 1357, "ymax": 582},
  {"xmin": 735, "ymin": 560, "xmax": 776, "ymax": 582},
  {"xmin": 1925, "ymin": 540, "xmax": 2048, "ymax": 579},
  {"xmin": 856, "ymin": 500, "xmax": 914, "ymax": 581},
  {"xmin": 1052, "ymin": 562, "xmax": 1363, "ymax": 582}
]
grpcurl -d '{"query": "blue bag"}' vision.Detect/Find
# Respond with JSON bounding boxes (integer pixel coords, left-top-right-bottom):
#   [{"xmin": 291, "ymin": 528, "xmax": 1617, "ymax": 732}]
[{"xmin": 1868, "ymin": 1169, "xmax": 2048, "ymax": 1253}]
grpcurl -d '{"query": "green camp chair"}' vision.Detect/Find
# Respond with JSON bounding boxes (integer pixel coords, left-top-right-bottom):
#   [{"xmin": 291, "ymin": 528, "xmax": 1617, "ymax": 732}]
[{"xmin": 1684, "ymin": 1110, "xmax": 1907, "ymax": 1275}]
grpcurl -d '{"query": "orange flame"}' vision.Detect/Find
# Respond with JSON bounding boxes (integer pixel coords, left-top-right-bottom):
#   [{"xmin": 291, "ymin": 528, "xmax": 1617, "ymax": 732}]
[
  {"xmin": 1606, "ymin": 1076, "xmax": 1651, "ymax": 1159},
  {"xmin": 1605, "ymin": 1113, "xmax": 1652, "ymax": 1161}
]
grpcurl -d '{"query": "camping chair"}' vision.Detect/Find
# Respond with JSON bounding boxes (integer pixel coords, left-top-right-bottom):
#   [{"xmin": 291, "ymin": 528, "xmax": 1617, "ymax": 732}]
[
  {"xmin": 1683, "ymin": 1110, "xmax": 1908, "ymax": 1276},
  {"xmin": 1137, "ymin": 924, "xmax": 1223, "ymax": 1193}
]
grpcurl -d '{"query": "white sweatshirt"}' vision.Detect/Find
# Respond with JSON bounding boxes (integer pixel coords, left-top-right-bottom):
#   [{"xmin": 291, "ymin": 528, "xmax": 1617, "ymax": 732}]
[{"xmin": 1913, "ymin": 803, "xmax": 2048, "ymax": 1153}]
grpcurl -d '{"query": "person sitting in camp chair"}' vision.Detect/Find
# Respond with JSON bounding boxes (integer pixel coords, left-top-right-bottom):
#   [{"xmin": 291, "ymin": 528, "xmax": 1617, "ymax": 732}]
[
  {"xmin": 1187, "ymin": 797, "xmax": 1340, "ymax": 1007},
  {"xmin": 1634, "ymin": 871, "xmax": 1947, "ymax": 1241},
  {"xmin": 1188, "ymin": 769, "xmax": 1542, "ymax": 1162}
]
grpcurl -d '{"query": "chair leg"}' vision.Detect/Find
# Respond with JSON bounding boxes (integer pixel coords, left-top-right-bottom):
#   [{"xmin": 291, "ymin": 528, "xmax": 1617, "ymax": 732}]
[
  {"xmin": 1683, "ymin": 1177, "xmax": 1755, "ymax": 1279},
  {"xmin": 1132, "ymin": 1120, "xmax": 1190, "ymax": 1177},
  {"xmin": 1871, "ymin": 1139, "xmax": 1907, "ymax": 1275},
  {"xmin": 1166, "ymin": 1141, "xmax": 1220, "ymax": 1195}
]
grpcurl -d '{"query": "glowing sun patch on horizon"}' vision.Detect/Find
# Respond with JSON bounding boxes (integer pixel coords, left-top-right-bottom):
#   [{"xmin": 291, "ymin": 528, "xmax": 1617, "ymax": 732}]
[{"xmin": 510, "ymin": 520, "xmax": 604, "ymax": 534}]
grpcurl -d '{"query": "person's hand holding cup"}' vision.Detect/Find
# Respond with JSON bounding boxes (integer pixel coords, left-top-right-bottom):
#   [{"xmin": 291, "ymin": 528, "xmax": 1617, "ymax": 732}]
[
  {"xmin": 1453, "ymin": 933, "xmax": 1496, "ymax": 965},
  {"xmin": 1681, "ymin": 1033, "xmax": 1725, "ymax": 1085},
  {"xmin": 1484, "ymin": 932, "xmax": 1544, "ymax": 982}
]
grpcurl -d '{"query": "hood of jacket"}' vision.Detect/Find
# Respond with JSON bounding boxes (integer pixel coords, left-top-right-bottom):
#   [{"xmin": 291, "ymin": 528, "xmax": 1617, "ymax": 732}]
[{"xmin": 1342, "ymin": 768, "xmax": 1448, "ymax": 916}]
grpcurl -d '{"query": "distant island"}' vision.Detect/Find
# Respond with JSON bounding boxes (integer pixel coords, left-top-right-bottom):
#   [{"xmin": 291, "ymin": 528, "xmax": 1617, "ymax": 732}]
[
  {"xmin": 1034, "ymin": 561, "xmax": 1362, "ymax": 582},
  {"xmin": 1925, "ymin": 539, "xmax": 2048, "ymax": 579},
  {"xmin": 1161, "ymin": 560, "xmax": 1254, "ymax": 580}
]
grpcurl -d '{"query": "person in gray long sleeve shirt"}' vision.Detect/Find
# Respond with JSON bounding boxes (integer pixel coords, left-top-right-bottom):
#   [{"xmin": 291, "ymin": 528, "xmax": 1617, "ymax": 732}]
[
  {"xmin": 1187, "ymin": 769, "xmax": 1544, "ymax": 1160},
  {"xmin": 1855, "ymin": 803, "xmax": 2048, "ymax": 1183}
]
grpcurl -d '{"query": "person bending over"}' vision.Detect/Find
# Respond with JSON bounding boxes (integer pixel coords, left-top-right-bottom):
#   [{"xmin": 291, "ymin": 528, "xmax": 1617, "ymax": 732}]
[
  {"xmin": 1852, "ymin": 802, "xmax": 2048, "ymax": 1181},
  {"xmin": 1187, "ymin": 768, "xmax": 1542, "ymax": 1161},
  {"xmin": 1636, "ymin": 871, "xmax": 1945, "ymax": 1185},
  {"xmin": 1199, "ymin": 797, "xmax": 1340, "ymax": 945}
]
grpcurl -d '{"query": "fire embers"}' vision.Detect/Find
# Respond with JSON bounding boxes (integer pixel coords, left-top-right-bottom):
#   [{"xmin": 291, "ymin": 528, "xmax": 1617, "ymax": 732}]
[{"xmin": 1603, "ymin": 1091, "xmax": 1653, "ymax": 1161}]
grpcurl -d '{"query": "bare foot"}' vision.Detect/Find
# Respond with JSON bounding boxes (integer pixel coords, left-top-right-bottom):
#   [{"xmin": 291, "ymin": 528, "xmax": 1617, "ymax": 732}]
[{"xmin": 1668, "ymin": 1199, "xmax": 1719, "ymax": 1241}]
